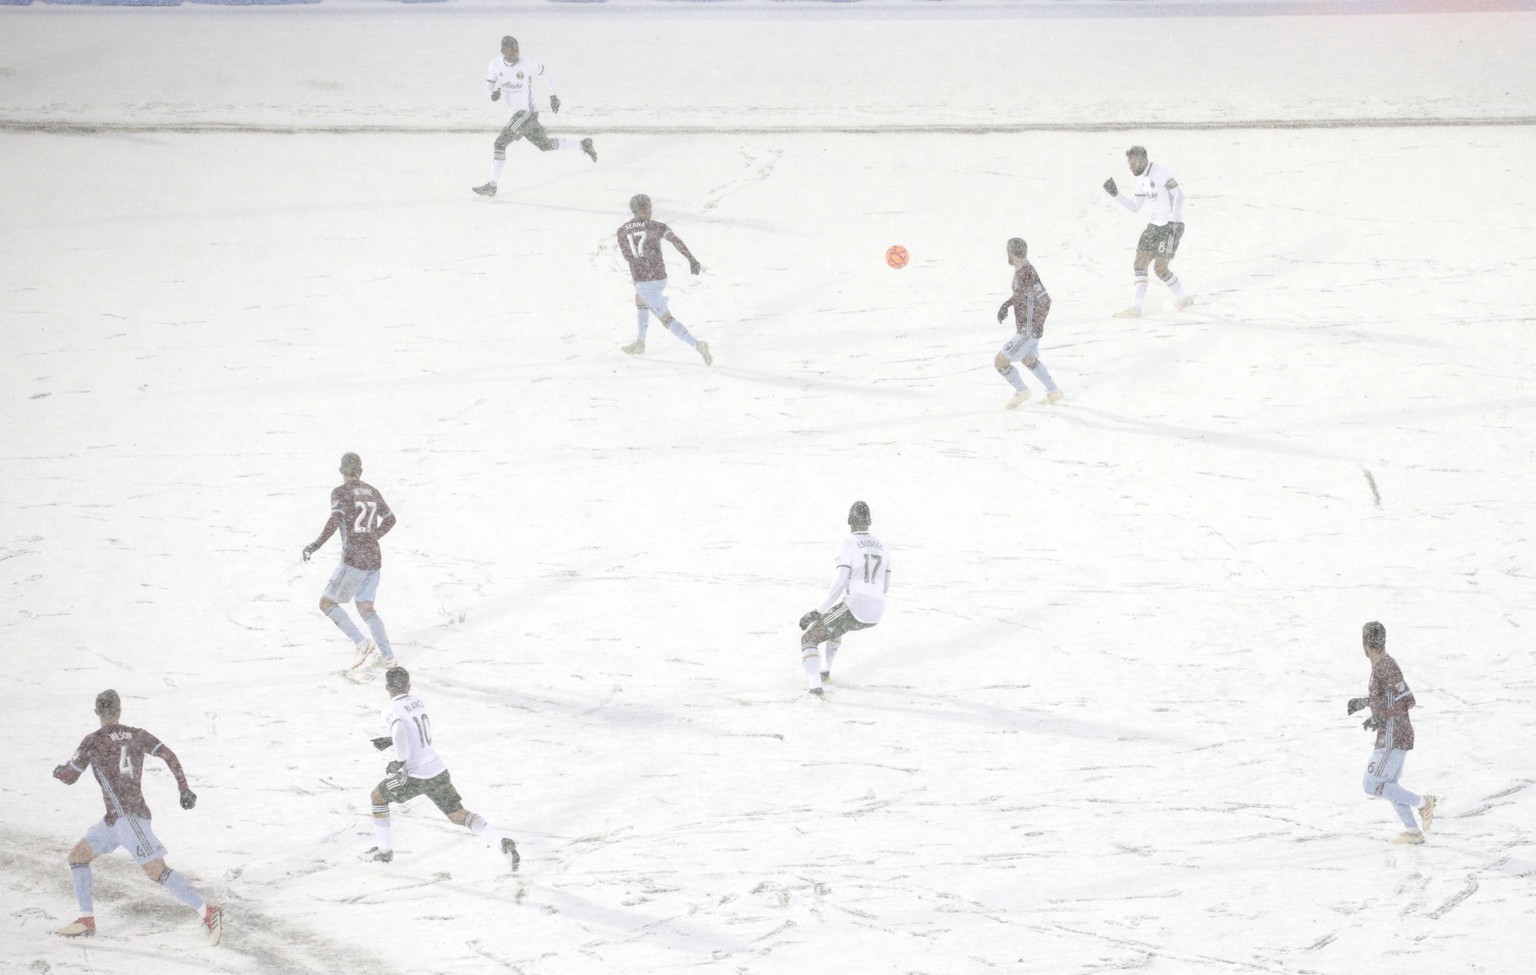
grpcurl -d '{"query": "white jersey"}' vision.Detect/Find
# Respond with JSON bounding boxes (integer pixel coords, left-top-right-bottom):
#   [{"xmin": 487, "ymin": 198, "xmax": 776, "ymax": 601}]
[
  {"xmin": 1115, "ymin": 160, "xmax": 1184, "ymax": 226},
  {"xmin": 384, "ymin": 693, "xmax": 447, "ymax": 780},
  {"xmin": 486, "ymin": 56, "xmax": 555, "ymax": 116},
  {"xmin": 818, "ymin": 531, "xmax": 891, "ymax": 625}
]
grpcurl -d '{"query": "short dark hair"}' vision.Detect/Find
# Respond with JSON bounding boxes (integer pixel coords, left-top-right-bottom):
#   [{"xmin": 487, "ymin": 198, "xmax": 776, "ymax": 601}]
[
  {"xmin": 848, "ymin": 500, "xmax": 871, "ymax": 531},
  {"xmin": 501, "ymin": 35, "xmax": 518, "ymax": 48},
  {"xmin": 1362, "ymin": 621, "xmax": 1386, "ymax": 650},
  {"xmin": 94, "ymin": 689, "xmax": 121, "ymax": 719},
  {"xmin": 340, "ymin": 452, "xmax": 362, "ymax": 477},
  {"xmin": 629, "ymin": 193, "xmax": 651, "ymax": 215},
  {"xmin": 1007, "ymin": 237, "xmax": 1027, "ymax": 259},
  {"xmin": 385, "ymin": 667, "xmax": 411, "ymax": 695},
  {"xmin": 1126, "ymin": 145, "xmax": 1147, "ymax": 158}
]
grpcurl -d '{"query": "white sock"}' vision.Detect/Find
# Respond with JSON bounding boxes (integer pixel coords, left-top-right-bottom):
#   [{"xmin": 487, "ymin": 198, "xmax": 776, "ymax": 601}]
[
  {"xmin": 325, "ymin": 605, "xmax": 365, "ymax": 644},
  {"xmin": 490, "ymin": 154, "xmax": 506, "ymax": 184},
  {"xmin": 999, "ymin": 365, "xmax": 1027, "ymax": 391},
  {"xmin": 666, "ymin": 319, "xmax": 697, "ymax": 347},
  {"xmin": 1132, "ymin": 274, "xmax": 1148, "ymax": 309},
  {"xmin": 373, "ymin": 807, "xmax": 392, "ymax": 853},
  {"xmin": 1027, "ymin": 360, "xmax": 1058, "ymax": 391},
  {"xmin": 823, "ymin": 641, "xmax": 840, "ymax": 674},
  {"xmin": 636, "ymin": 306, "xmax": 649, "ymax": 341},
  {"xmin": 1158, "ymin": 271, "xmax": 1187, "ymax": 299},
  {"xmin": 801, "ymin": 648, "xmax": 823, "ymax": 689},
  {"xmin": 557, "ymin": 137, "xmax": 579, "ymax": 152},
  {"xmin": 464, "ymin": 813, "xmax": 506, "ymax": 844},
  {"xmin": 157, "ymin": 869, "xmax": 205, "ymax": 911}
]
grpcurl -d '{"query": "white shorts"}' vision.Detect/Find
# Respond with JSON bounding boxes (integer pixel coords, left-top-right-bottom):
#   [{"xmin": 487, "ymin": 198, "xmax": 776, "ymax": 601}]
[
  {"xmin": 999, "ymin": 332, "xmax": 1041, "ymax": 364},
  {"xmin": 84, "ymin": 814, "xmax": 167, "ymax": 865},
  {"xmin": 635, "ymin": 278, "xmax": 671, "ymax": 318},
  {"xmin": 324, "ymin": 563, "xmax": 380, "ymax": 604}
]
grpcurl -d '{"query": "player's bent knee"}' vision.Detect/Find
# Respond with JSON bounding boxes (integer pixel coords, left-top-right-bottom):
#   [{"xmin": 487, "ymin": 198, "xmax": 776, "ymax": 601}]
[
  {"xmin": 1022, "ymin": 356, "xmax": 1038, "ymax": 369},
  {"xmin": 994, "ymin": 354, "xmax": 1011, "ymax": 372}
]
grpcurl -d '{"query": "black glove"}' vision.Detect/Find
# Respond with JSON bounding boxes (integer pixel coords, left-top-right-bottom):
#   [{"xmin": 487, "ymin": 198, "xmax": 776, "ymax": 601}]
[
  {"xmin": 798, "ymin": 610, "xmax": 822, "ymax": 630},
  {"xmin": 689, "ymin": 260, "xmax": 702, "ymax": 276},
  {"xmin": 1362, "ymin": 714, "xmax": 1384, "ymax": 732},
  {"xmin": 549, "ymin": 94, "xmax": 561, "ymax": 113},
  {"xmin": 302, "ymin": 544, "xmax": 316, "ymax": 562},
  {"xmin": 997, "ymin": 301, "xmax": 1011, "ymax": 324},
  {"xmin": 1103, "ymin": 177, "xmax": 1118, "ymax": 197},
  {"xmin": 1346, "ymin": 697, "xmax": 1369, "ymax": 715},
  {"xmin": 491, "ymin": 89, "xmax": 501, "ymax": 102},
  {"xmin": 53, "ymin": 764, "xmax": 71, "ymax": 781},
  {"xmin": 179, "ymin": 788, "xmax": 197, "ymax": 810},
  {"xmin": 371, "ymin": 736, "xmax": 394, "ymax": 752}
]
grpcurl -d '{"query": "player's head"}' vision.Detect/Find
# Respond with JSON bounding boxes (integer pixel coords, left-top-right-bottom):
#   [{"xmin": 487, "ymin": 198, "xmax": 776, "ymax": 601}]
[
  {"xmin": 1006, "ymin": 237, "xmax": 1028, "ymax": 263},
  {"xmin": 1362, "ymin": 621, "xmax": 1387, "ymax": 654},
  {"xmin": 501, "ymin": 35, "xmax": 519, "ymax": 62},
  {"xmin": 629, "ymin": 193, "xmax": 652, "ymax": 218},
  {"xmin": 94, "ymin": 689, "xmax": 121, "ymax": 722},
  {"xmin": 340, "ymin": 452, "xmax": 363, "ymax": 479},
  {"xmin": 1125, "ymin": 145, "xmax": 1148, "ymax": 176},
  {"xmin": 848, "ymin": 500, "xmax": 871, "ymax": 532},
  {"xmin": 385, "ymin": 666, "xmax": 411, "ymax": 696}
]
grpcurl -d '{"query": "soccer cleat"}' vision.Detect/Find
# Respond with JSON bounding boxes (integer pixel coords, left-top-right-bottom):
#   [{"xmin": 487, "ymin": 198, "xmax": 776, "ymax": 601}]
[
  {"xmin": 1004, "ymin": 390, "xmax": 1030, "ymax": 410},
  {"xmin": 55, "ymin": 916, "xmax": 95, "ymax": 938},
  {"xmin": 502, "ymin": 837, "xmax": 520, "ymax": 873},
  {"xmin": 1112, "ymin": 307, "xmax": 1142, "ymax": 318},
  {"xmin": 621, "ymin": 339, "xmax": 645, "ymax": 355},
  {"xmin": 581, "ymin": 138, "xmax": 597, "ymax": 162},
  {"xmin": 1419, "ymin": 794, "xmax": 1437, "ymax": 830},
  {"xmin": 808, "ymin": 687, "xmax": 825, "ymax": 698},
  {"xmin": 359, "ymin": 846, "xmax": 394, "ymax": 863},
  {"xmin": 202, "ymin": 904, "xmax": 223, "ymax": 946},
  {"xmin": 1045, "ymin": 389, "xmax": 1065, "ymax": 404},
  {"xmin": 1174, "ymin": 295, "xmax": 1196, "ymax": 310},
  {"xmin": 1391, "ymin": 831, "xmax": 1426, "ymax": 845},
  {"xmin": 695, "ymin": 340, "xmax": 713, "ymax": 366},
  {"xmin": 382, "ymin": 657, "xmax": 401, "ymax": 670},
  {"xmin": 820, "ymin": 671, "xmax": 831, "ymax": 683},
  {"xmin": 350, "ymin": 638, "xmax": 379, "ymax": 671},
  {"xmin": 472, "ymin": 182, "xmax": 497, "ymax": 197}
]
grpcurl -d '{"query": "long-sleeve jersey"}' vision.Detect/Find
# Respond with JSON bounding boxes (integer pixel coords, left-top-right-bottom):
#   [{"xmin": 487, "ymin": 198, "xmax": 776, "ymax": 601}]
[
  {"xmin": 307, "ymin": 478, "xmax": 396, "ymax": 570},
  {"xmin": 384, "ymin": 693, "xmax": 448, "ymax": 780},
  {"xmin": 1115, "ymin": 160, "xmax": 1184, "ymax": 226},
  {"xmin": 486, "ymin": 56, "xmax": 556, "ymax": 116},
  {"xmin": 1001, "ymin": 260, "xmax": 1051, "ymax": 339},
  {"xmin": 1366, "ymin": 653, "xmax": 1416, "ymax": 751},
  {"xmin": 817, "ymin": 531, "xmax": 892, "ymax": 625},
  {"xmin": 616, "ymin": 218, "xmax": 698, "ymax": 284},
  {"xmin": 54, "ymin": 724, "xmax": 187, "ymax": 824}
]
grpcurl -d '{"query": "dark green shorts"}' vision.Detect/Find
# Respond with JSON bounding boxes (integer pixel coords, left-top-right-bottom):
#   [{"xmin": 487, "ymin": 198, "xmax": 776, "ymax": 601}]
[
  {"xmin": 1137, "ymin": 222, "xmax": 1183, "ymax": 258},
  {"xmin": 819, "ymin": 603, "xmax": 875, "ymax": 642},
  {"xmin": 494, "ymin": 111, "xmax": 555, "ymax": 151},
  {"xmin": 382, "ymin": 769, "xmax": 463, "ymax": 815}
]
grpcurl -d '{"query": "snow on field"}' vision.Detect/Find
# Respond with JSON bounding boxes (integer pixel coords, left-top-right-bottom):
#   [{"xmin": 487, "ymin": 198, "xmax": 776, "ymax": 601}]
[{"xmin": 2, "ymin": 3, "xmax": 1535, "ymax": 974}]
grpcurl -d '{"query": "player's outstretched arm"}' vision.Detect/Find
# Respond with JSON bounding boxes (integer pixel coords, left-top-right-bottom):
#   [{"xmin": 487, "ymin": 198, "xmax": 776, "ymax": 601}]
[
  {"xmin": 154, "ymin": 744, "xmax": 198, "ymax": 809},
  {"xmin": 667, "ymin": 231, "xmax": 702, "ymax": 274}
]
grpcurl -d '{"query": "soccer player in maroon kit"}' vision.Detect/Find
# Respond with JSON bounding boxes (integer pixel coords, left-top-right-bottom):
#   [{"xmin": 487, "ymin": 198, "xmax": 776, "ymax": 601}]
[
  {"xmin": 616, "ymin": 194, "xmax": 712, "ymax": 364},
  {"xmin": 303, "ymin": 452, "xmax": 398, "ymax": 670},
  {"xmin": 994, "ymin": 237, "xmax": 1064, "ymax": 409},
  {"xmin": 52, "ymin": 689, "xmax": 222, "ymax": 944},
  {"xmin": 1348, "ymin": 621, "xmax": 1436, "ymax": 843}
]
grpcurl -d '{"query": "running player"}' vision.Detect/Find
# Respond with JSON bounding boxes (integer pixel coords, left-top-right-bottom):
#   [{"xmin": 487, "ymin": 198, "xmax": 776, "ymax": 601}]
[
  {"xmin": 302, "ymin": 452, "xmax": 398, "ymax": 671},
  {"xmin": 1349, "ymin": 621, "xmax": 1437, "ymax": 843},
  {"xmin": 472, "ymin": 35, "xmax": 597, "ymax": 198},
  {"xmin": 797, "ymin": 502, "xmax": 891, "ymax": 697}
]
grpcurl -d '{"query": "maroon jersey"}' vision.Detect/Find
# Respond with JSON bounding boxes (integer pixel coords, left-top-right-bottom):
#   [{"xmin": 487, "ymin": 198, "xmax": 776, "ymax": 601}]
[
  {"xmin": 55, "ymin": 725, "xmax": 184, "ymax": 824},
  {"xmin": 1001, "ymin": 261, "xmax": 1051, "ymax": 339},
  {"xmin": 617, "ymin": 218, "xmax": 697, "ymax": 284},
  {"xmin": 308, "ymin": 478, "xmax": 395, "ymax": 570},
  {"xmin": 1366, "ymin": 652, "xmax": 1416, "ymax": 751}
]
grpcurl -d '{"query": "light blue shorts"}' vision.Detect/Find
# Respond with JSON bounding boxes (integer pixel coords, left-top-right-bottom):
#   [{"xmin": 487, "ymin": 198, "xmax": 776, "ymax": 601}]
[
  {"xmin": 1000, "ymin": 333, "xmax": 1041, "ymax": 363},
  {"xmin": 324, "ymin": 563, "xmax": 380, "ymax": 604},
  {"xmin": 84, "ymin": 814, "xmax": 167, "ymax": 865},
  {"xmin": 1363, "ymin": 747, "xmax": 1407, "ymax": 796},
  {"xmin": 635, "ymin": 278, "xmax": 671, "ymax": 318}
]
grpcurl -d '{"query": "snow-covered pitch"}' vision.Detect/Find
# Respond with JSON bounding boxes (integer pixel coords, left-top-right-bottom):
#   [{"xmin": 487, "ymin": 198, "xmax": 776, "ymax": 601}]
[{"xmin": 3, "ymin": 2, "xmax": 1535, "ymax": 973}]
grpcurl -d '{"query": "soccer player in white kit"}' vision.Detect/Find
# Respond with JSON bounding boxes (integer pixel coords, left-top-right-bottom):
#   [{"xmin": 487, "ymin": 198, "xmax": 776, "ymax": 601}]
[
  {"xmin": 1102, "ymin": 145, "xmax": 1194, "ymax": 317},
  {"xmin": 472, "ymin": 35, "xmax": 597, "ymax": 198},
  {"xmin": 797, "ymin": 502, "xmax": 891, "ymax": 697},
  {"xmin": 361, "ymin": 667, "xmax": 520, "ymax": 870}
]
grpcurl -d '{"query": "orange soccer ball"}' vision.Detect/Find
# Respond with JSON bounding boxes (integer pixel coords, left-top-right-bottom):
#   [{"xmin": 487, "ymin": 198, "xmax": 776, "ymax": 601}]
[{"xmin": 885, "ymin": 245, "xmax": 909, "ymax": 269}]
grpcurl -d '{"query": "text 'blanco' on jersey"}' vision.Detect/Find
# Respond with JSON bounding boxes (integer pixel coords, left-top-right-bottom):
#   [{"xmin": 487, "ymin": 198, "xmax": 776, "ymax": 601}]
[{"xmin": 384, "ymin": 693, "xmax": 448, "ymax": 779}]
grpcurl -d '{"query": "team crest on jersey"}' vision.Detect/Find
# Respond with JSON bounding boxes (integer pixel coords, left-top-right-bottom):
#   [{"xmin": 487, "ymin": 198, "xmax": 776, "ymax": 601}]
[{"xmin": 517, "ymin": 72, "xmax": 524, "ymax": 79}]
